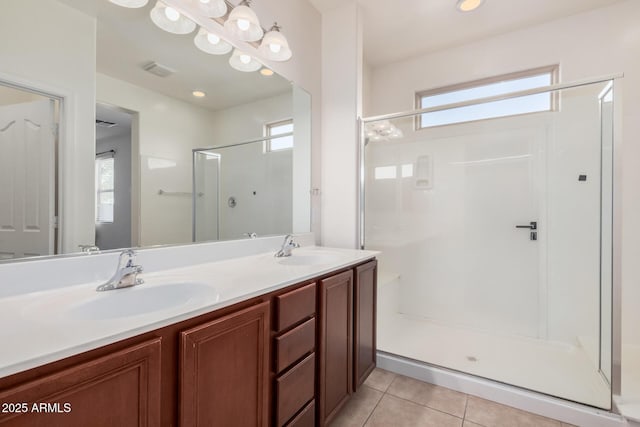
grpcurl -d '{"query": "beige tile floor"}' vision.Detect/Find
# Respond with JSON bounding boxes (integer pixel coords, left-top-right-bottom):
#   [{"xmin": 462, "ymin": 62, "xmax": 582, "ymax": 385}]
[{"xmin": 329, "ymin": 369, "xmax": 577, "ymax": 427}]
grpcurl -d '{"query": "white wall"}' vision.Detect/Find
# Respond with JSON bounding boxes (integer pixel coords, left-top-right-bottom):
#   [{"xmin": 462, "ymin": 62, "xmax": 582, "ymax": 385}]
[
  {"xmin": 320, "ymin": 2, "xmax": 363, "ymax": 248},
  {"xmin": 364, "ymin": 0, "xmax": 640, "ymax": 396},
  {"xmin": 0, "ymin": 0, "xmax": 96, "ymax": 253},
  {"xmin": 96, "ymin": 73, "xmax": 218, "ymax": 247}
]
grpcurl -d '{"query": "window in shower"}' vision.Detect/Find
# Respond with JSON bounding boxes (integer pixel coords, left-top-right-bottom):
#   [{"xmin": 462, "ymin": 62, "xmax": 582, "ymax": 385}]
[
  {"xmin": 265, "ymin": 119, "xmax": 294, "ymax": 152},
  {"xmin": 416, "ymin": 65, "xmax": 558, "ymax": 129}
]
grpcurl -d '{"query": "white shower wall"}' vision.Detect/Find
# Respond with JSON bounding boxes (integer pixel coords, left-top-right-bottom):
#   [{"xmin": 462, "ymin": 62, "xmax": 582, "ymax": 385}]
[{"xmin": 366, "ymin": 84, "xmax": 605, "ymax": 353}]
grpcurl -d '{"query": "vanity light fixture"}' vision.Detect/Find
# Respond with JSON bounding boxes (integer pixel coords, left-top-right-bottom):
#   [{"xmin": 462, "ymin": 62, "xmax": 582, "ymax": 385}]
[
  {"xmin": 192, "ymin": 90, "xmax": 206, "ymax": 97},
  {"xmin": 224, "ymin": 0, "xmax": 264, "ymax": 42},
  {"xmin": 116, "ymin": 0, "xmax": 293, "ymax": 73},
  {"xmin": 259, "ymin": 23, "xmax": 292, "ymax": 62},
  {"xmin": 194, "ymin": 27, "xmax": 233, "ymax": 55},
  {"xmin": 191, "ymin": 0, "xmax": 227, "ymax": 18},
  {"xmin": 108, "ymin": 0, "xmax": 149, "ymax": 7},
  {"xmin": 150, "ymin": 0, "xmax": 197, "ymax": 34},
  {"xmin": 229, "ymin": 49, "xmax": 261, "ymax": 72},
  {"xmin": 456, "ymin": 0, "xmax": 484, "ymax": 12}
]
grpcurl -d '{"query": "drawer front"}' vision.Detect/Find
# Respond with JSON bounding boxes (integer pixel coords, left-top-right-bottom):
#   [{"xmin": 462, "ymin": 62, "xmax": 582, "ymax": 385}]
[
  {"xmin": 284, "ymin": 400, "xmax": 315, "ymax": 427},
  {"xmin": 276, "ymin": 353, "xmax": 316, "ymax": 427},
  {"xmin": 275, "ymin": 317, "xmax": 316, "ymax": 373},
  {"xmin": 276, "ymin": 282, "xmax": 316, "ymax": 332}
]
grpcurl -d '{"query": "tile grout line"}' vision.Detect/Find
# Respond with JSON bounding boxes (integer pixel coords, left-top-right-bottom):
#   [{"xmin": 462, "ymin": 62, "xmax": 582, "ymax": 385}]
[
  {"xmin": 382, "ymin": 391, "xmax": 466, "ymax": 421},
  {"xmin": 462, "ymin": 393, "xmax": 469, "ymax": 422},
  {"xmin": 360, "ymin": 388, "xmax": 386, "ymax": 427}
]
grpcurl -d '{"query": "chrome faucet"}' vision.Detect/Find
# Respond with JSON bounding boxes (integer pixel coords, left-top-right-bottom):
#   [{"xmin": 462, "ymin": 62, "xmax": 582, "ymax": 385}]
[
  {"xmin": 96, "ymin": 249, "xmax": 144, "ymax": 292},
  {"xmin": 275, "ymin": 234, "xmax": 300, "ymax": 258}
]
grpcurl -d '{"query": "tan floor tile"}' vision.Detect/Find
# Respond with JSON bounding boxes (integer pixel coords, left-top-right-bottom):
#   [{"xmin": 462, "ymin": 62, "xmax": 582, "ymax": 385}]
[
  {"xmin": 465, "ymin": 396, "xmax": 561, "ymax": 427},
  {"xmin": 463, "ymin": 422, "xmax": 484, "ymax": 427},
  {"xmin": 329, "ymin": 385, "xmax": 383, "ymax": 427},
  {"xmin": 363, "ymin": 368, "xmax": 397, "ymax": 392},
  {"xmin": 364, "ymin": 394, "xmax": 462, "ymax": 427},
  {"xmin": 387, "ymin": 374, "xmax": 467, "ymax": 417},
  {"xmin": 560, "ymin": 424, "xmax": 577, "ymax": 427}
]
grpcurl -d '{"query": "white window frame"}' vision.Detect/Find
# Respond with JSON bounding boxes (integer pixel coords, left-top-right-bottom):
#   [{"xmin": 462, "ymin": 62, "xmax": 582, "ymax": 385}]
[
  {"xmin": 95, "ymin": 152, "xmax": 115, "ymax": 224},
  {"xmin": 415, "ymin": 65, "xmax": 559, "ymax": 130},
  {"xmin": 264, "ymin": 118, "xmax": 294, "ymax": 152}
]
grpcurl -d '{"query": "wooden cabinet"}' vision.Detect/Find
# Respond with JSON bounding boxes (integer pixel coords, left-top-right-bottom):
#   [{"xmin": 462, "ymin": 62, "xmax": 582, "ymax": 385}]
[
  {"xmin": 317, "ymin": 270, "xmax": 354, "ymax": 426},
  {"xmin": 0, "ymin": 339, "xmax": 161, "ymax": 427},
  {"xmin": 180, "ymin": 301, "xmax": 270, "ymax": 427},
  {"xmin": 272, "ymin": 284, "xmax": 316, "ymax": 427},
  {"xmin": 354, "ymin": 260, "xmax": 377, "ymax": 390}
]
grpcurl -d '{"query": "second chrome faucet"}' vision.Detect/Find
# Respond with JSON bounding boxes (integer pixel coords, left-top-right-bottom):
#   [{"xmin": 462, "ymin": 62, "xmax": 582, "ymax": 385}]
[
  {"xmin": 96, "ymin": 249, "xmax": 144, "ymax": 292},
  {"xmin": 275, "ymin": 234, "xmax": 300, "ymax": 258}
]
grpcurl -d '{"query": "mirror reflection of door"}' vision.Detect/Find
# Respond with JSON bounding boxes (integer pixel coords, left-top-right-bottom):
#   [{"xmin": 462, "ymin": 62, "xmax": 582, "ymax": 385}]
[
  {"xmin": 94, "ymin": 103, "xmax": 133, "ymax": 250},
  {"xmin": 0, "ymin": 84, "xmax": 58, "ymax": 260}
]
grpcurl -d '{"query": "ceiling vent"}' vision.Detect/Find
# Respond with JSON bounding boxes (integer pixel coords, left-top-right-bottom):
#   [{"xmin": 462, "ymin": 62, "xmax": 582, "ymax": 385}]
[
  {"xmin": 143, "ymin": 61, "xmax": 176, "ymax": 77},
  {"xmin": 96, "ymin": 119, "xmax": 117, "ymax": 128}
]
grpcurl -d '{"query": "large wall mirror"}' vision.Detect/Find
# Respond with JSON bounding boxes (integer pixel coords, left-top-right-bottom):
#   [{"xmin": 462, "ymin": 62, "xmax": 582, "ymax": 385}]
[{"xmin": 0, "ymin": 0, "xmax": 311, "ymax": 261}]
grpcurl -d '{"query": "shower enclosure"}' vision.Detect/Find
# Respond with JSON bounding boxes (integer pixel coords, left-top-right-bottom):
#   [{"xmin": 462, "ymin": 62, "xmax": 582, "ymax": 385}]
[
  {"xmin": 360, "ymin": 77, "xmax": 616, "ymax": 409},
  {"xmin": 193, "ymin": 133, "xmax": 294, "ymax": 242}
]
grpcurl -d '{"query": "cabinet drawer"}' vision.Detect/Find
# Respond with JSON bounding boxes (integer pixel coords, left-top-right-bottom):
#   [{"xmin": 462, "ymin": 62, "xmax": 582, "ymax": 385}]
[
  {"xmin": 276, "ymin": 282, "xmax": 316, "ymax": 332},
  {"xmin": 284, "ymin": 400, "xmax": 315, "ymax": 427},
  {"xmin": 275, "ymin": 317, "xmax": 316, "ymax": 373},
  {"xmin": 276, "ymin": 353, "xmax": 316, "ymax": 427}
]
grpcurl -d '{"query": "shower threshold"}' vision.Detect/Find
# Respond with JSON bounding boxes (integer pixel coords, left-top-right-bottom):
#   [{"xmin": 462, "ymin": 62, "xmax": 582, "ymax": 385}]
[{"xmin": 378, "ymin": 311, "xmax": 611, "ymax": 409}]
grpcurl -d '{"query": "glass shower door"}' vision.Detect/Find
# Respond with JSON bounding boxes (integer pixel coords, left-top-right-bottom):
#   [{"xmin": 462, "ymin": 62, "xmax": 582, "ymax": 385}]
[{"xmin": 193, "ymin": 150, "xmax": 220, "ymax": 242}]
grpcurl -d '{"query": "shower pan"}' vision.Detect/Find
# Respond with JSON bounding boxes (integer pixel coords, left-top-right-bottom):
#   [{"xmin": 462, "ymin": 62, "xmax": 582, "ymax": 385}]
[{"xmin": 360, "ymin": 76, "xmax": 618, "ymax": 409}]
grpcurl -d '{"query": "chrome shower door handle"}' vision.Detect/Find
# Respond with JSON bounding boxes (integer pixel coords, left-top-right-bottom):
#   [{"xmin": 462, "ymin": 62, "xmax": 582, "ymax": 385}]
[
  {"xmin": 515, "ymin": 221, "xmax": 537, "ymax": 241},
  {"xmin": 515, "ymin": 221, "xmax": 537, "ymax": 230}
]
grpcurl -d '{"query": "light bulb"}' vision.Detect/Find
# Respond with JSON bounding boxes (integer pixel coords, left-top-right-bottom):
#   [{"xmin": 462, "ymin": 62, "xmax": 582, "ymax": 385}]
[
  {"xmin": 269, "ymin": 43, "xmax": 282, "ymax": 54},
  {"xmin": 456, "ymin": 0, "xmax": 483, "ymax": 12},
  {"xmin": 237, "ymin": 18, "xmax": 250, "ymax": 31},
  {"xmin": 164, "ymin": 6, "xmax": 180, "ymax": 21},
  {"xmin": 240, "ymin": 54, "xmax": 251, "ymax": 64},
  {"xmin": 207, "ymin": 33, "xmax": 220, "ymax": 44}
]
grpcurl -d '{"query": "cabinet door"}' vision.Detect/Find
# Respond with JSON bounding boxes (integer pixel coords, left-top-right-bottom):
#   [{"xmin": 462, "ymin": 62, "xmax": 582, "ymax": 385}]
[
  {"xmin": 354, "ymin": 260, "xmax": 377, "ymax": 390},
  {"xmin": 317, "ymin": 270, "xmax": 353, "ymax": 426},
  {"xmin": 0, "ymin": 339, "xmax": 161, "ymax": 427},
  {"xmin": 180, "ymin": 301, "xmax": 270, "ymax": 427}
]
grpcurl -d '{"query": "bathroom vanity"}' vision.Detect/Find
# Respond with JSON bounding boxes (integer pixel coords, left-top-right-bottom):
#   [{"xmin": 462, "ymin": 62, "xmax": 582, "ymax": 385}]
[{"xmin": 0, "ymin": 246, "xmax": 377, "ymax": 427}]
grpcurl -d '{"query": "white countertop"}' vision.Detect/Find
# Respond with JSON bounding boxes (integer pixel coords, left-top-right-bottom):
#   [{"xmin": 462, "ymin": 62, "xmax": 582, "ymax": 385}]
[{"xmin": 0, "ymin": 245, "xmax": 377, "ymax": 379}]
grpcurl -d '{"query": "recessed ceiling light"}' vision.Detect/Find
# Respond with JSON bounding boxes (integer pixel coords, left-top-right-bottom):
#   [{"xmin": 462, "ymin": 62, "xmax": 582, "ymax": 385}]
[
  {"xmin": 192, "ymin": 90, "xmax": 206, "ymax": 98},
  {"xmin": 456, "ymin": 0, "xmax": 484, "ymax": 12},
  {"xmin": 260, "ymin": 68, "xmax": 274, "ymax": 76}
]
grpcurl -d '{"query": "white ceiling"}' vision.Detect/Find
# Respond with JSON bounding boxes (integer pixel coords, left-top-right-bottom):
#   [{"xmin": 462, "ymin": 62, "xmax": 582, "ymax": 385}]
[
  {"xmin": 309, "ymin": 0, "xmax": 626, "ymax": 66},
  {"xmin": 58, "ymin": 0, "xmax": 291, "ymax": 111}
]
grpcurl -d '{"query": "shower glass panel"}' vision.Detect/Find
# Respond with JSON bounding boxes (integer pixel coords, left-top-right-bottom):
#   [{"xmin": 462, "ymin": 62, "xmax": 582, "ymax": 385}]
[
  {"xmin": 193, "ymin": 139, "xmax": 293, "ymax": 241},
  {"xmin": 193, "ymin": 150, "xmax": 220, "ymax": 242},
  {"xmin": 363, "ymin": 80, "xmax": 614, "ymax": 409}
]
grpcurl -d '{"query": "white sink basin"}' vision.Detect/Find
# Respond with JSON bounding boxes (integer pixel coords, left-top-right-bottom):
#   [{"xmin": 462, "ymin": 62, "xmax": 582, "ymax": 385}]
[
  {"xmin": 69, "ymin": 282, "xmax": 219, "ymax": 319},
  {"xmin": 277, "ymin": 251, "xmax": 343, "ymax": 266}
]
